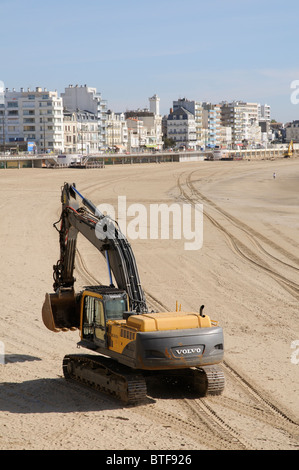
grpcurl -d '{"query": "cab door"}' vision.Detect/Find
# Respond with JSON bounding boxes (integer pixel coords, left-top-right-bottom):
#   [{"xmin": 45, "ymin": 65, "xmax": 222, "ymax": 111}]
[
  {"xmin": 82, "ymin": 294, "xmax": 107, "ymax": 347},
  {"xmin": 94, "ymin": 297, "xmax": 106, "ymax": 345}
]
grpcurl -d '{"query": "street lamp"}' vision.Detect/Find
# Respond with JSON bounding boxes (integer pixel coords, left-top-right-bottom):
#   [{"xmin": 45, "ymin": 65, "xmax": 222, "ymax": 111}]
[{"xmin": 43, "ymin": 117, "xmax": 46, "ymax": 153}]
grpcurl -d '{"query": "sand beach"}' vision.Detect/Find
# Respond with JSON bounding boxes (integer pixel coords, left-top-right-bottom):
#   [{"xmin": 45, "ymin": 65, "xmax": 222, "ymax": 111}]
[{"xmin": 0, "ymin": 157, "xmax": 298, "ymax": 450}]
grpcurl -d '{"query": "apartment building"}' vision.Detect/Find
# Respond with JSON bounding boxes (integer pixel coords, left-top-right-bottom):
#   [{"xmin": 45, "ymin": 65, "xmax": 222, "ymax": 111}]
[
  {"xmin": 63, "ymin": 109, "xmax": 99, "ymax": 154},
  {"xmin": 124, "ymin": 95, "xmax": 163, "ymax": 150},
  {"xmin": 63, "ymin": 110, "xmax": 77, "ymax": 153},
  {"xmin": 126, "ymin": 117, "xmax": 147, "ymax": 151},
  {"xmin": 0, "ymin": 87, "xmax": 64, "ymax": 152},
  {"xmin": 106, "ymin": 111, "xmax": 128, "ymax": 151},
  {"xmin": 202, "ymin": 102, "xmax": 221, "ymax": 148},
  {"xmin": 258, "ymin": 104, "xmax": 273, "ymax": 144},
  {"xmin": 173, "ymin": 98, "xmax": 203, "ymax": 148},
  {"xmin": 258, "ymin": 104, "xmax": 271, "ymax": 122},
  {"xmin": 219, "ymin": 126, "xmax": 232, "ymax": 148},
  {"xmin": 167, "ymin": 107, "xmax": 196, "ymax": 149},
  {"xmin": 220, "ymin": 101, "xmax": 261, "ymax": 147},
  {"xmin": 285, "ymin": 120, "xmax": 299, "ymax": 142},
  {"xmin": 61, "ymin": 85, "xmax": 107, "ymax": 150},
  {"xmin": 125, "ymin": 111, "xmax": 162, "ymax": 150},
  {"xmin": 76, "ymin": 110, "xmax": 99, "ymax": 154}
]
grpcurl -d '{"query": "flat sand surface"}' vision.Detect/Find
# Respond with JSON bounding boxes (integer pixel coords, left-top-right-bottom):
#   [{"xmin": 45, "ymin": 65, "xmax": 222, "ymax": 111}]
[{"xmin": 0, "ymin": 157, "xmax": 298, "ymax": 450}]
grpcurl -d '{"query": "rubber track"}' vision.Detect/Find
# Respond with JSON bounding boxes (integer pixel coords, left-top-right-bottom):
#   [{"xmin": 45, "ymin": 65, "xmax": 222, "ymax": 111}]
[{"xmin": 62, "ymin": 354, "xmax": 147, "ymax": 405}]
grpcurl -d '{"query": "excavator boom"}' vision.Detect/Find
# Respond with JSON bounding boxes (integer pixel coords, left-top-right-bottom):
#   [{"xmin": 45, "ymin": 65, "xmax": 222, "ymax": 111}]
[
  {"xmin": 55, "ymin": 183, "xmax": 147, "ymax": 311},
  {"xmin": 42, "ymin": 183, "xmax": 147, "ymax": 331}
]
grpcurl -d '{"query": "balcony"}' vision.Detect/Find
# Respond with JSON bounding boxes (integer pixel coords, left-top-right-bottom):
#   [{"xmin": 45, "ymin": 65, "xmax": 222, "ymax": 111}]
[{"xmin": 22, "ymin": 103, "xmax": 36, "ymax": 108}]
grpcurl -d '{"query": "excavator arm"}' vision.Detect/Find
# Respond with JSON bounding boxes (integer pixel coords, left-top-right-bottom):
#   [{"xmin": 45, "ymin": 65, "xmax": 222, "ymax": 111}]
[
  {"xmin": 42, "ymin": 183, "xmax": 147, "ymax": 332},
  {"xmin": 52, "ymin": 183, "xmax": 147, "ymax": 313}
]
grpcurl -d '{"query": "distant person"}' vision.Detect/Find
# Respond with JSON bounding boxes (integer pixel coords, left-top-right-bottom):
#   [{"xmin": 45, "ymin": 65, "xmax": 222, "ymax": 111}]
[{"xmin": 273, "ymin": 172, "xmax": 276, "ymax": 179}]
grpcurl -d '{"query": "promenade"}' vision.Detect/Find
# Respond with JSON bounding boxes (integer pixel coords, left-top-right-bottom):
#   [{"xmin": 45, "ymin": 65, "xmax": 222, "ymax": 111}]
[{"xmin": 0, "ymin": 146, "xmax": 296, "ymax": 169}]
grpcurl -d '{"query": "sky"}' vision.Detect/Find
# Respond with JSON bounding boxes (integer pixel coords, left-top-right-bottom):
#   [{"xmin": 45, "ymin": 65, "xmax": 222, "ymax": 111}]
[{"xmin": 1, "ymin": 0, "xmax": 299, "ymax": 122}]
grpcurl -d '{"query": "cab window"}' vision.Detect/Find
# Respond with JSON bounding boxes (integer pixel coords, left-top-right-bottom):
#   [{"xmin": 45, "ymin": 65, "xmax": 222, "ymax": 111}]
[
  {"xmin": 83, "ymin": 296, "xmax": 94, "ymax": 338},
  {"xmin": 105, "ymin": 298, "xmax": 126, "ymax": 320},
  {"xmin": 94, "ymin": 299, "xmax": 105, "ymax": 326}
]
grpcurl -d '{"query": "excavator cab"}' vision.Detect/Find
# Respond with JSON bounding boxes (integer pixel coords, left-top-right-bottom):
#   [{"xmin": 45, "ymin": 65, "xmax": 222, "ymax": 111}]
[{"xmin": 80, "ymin": 289, "xmax": 128, "ymax": 346}]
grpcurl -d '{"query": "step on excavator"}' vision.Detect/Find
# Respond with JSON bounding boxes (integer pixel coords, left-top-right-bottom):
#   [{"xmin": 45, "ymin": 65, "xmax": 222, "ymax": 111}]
[{"xmin": 42, "ymin": 183, "xmax": 225, "ymax": 404}]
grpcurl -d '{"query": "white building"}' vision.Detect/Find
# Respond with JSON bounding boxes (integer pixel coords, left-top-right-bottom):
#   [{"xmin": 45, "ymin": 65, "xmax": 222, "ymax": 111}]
[
  {"xmin": 106, "ymin": 111, "xmax": 128, "ymax": 151},
  {"xmin": 258, "ymin": 104, "xmax": 273, "ymax": 145},
  {"xmin": 0, "ymin": 87, "xmax": 64, "ymax": 153},
  {"xmin": 149, "ymin": 94, "xmax": 160, "ymax": 116},
  {"xmin": 139, "ymin": 112, "xmax": 163, "ymax": 149},
  {"xmin": 167, "ymin": 107, "xmax": 197, "ymax": 149},
  {"xmin": 220, "ymin": 101, "xmax": 261, "ymax": 148},
  {"xmin": 63, "ymin": 110, "xmax": 78, "ymax": 154},
  {"xmin": 63, "ymin": 109, "xmax": 99, "ymax": 154},
  {"xmin": 172, "ymin": 98, "xmax": 203, "ymax": 148},
  {"xmin": 258, "ymin": 104, "xmax": 271, "ymax": 121},
  {"xmin": 61, "ymin": 85, "xmax": 107, "ymax": 150},
  {"xmin": 76, "ymin": 110, "xmax": 99, "ymax": 154},
  {"xmin": 202, "ymin": 102, "xmax": 221, "ymax": 148},
  {"xmin": 219, "ymin": 126, "xmax": 232, "ymax": 148},
  {"xmin": 124, "ymin": 95, "xmax": 163, "ymax": 150},
  {"xmin": 126, "ymin": 117, "xmax": 147, "ymax": 151}
]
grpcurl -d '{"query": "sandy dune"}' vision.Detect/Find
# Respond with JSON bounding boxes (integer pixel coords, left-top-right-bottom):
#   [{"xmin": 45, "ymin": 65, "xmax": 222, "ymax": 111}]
[{"xmin": 0, "ymin": 157, "xmax": 298, "ymax": 450}]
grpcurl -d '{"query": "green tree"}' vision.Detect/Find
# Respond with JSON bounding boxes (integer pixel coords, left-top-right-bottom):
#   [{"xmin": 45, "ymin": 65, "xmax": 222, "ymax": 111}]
[{"xmin": 163, "ymin": 136, "xmax": 176, "ymax": 149}]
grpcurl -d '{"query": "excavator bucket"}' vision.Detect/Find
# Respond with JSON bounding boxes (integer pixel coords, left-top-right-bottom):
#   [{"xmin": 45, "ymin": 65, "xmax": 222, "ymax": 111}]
[{"xmin": 42, "ymin": 290, "xmax": 79, "ymax": 332}]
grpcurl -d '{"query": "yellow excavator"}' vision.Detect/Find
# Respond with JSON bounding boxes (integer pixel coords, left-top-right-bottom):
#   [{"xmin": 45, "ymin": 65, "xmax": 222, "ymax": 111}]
[
  {"xmin": 42, "ymin": 183, "xmax": 225, "ymax": 404},
  {"xmin": 283, "ymin": 140, "xmax": 294, "ymax": 158}
]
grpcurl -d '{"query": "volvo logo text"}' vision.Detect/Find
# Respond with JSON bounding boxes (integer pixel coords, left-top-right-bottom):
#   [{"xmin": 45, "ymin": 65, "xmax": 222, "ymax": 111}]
[{"xmin": 172, "ymin": 345, "xmax": 204, "ymax": 357}]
